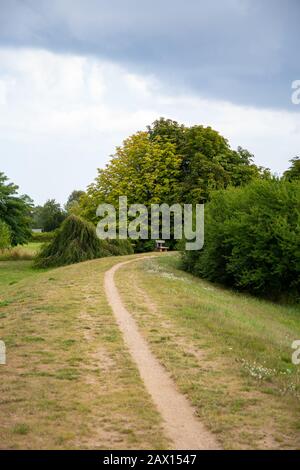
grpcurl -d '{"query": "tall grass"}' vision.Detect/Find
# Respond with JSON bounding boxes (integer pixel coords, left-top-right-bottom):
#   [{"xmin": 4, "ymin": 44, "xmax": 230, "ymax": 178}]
[{"xmin": 0, "ymin": 246, "xmax": 35, "ymax": 261}]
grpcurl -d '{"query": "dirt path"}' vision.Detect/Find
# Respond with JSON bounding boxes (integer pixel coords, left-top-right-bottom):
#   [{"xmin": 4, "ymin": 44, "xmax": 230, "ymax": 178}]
[{"xmin": 104, "ymin": 257, "xmax": 220, "ymax": 450}]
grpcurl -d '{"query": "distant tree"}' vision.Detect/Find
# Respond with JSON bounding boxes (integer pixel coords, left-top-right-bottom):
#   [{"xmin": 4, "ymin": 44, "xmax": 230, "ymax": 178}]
[
  {"xmin": 33, "ymin": 199, "xmax": 66, "ymax": 232},
  {"xmin": 65, "ymin": 190, "xmax": 85, "ymax": 214},
  {"xmin": 283, "ymin": 156, "xmax": 300, "ymax": 181},
  {"xmin": 31, "ymin": 205, "xmax": 43, "ymax": 229},
  {"xmin": 0, "ymin": 172, "xmax": 32, "ymax": 245}
]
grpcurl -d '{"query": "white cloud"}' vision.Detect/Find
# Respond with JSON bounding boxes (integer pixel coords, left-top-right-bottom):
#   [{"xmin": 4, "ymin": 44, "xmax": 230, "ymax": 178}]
[{"xmin": 0, "ymin": 47, "xmax": 299, "ymax": 204}]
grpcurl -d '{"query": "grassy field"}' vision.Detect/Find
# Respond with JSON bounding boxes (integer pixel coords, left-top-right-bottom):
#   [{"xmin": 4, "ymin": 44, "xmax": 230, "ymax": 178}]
[
  {"xmin": 115, "ymin": 254, "xmax": 300, "ymax": 450},
  {"xmin": 1, "ymin": 252, "xmax": 299, "ymax": 449},
  {"xmin": 0, "ymin": 255, "xmax": 167, "ymax": 449},
  {"xmin": 0, "ymin": 242, "xmax": 43, "ymax": 261}
]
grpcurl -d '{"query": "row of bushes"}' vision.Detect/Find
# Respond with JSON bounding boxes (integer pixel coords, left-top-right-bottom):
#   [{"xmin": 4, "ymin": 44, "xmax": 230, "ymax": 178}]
[
  {"xmin": 0, "ymin": 228, "xmax": 55, "ymax": 252},
  {"xmin": 31, "ymin": 231, "xmax": 56, "ymax": 242},
  {"xmin": 182, "ymin": 179, "xmax": 300, "ymax": 301}
]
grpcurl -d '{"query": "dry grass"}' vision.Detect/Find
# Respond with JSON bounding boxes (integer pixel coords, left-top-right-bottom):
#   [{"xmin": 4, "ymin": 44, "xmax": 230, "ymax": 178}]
[
  {"xmin": 0, "ymin": 255, "xmax": 167, "ymax": 449},
  {"xmin": 0, "ymin": 243, "xmax": 43, "ymax": 261},
  {"xmin": 115, "ymin": 254, "xmax": 300, "ymax": 450},
  {"xmin": 2, "ymin": 252, "xmax": 299, "ymax": 450}
]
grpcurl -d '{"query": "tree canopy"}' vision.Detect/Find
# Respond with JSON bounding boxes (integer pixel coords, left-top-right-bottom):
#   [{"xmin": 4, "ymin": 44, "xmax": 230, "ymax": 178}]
[
  {"xmin": 148, "ymin": 118, "xmax": 269, "ymax": 202},
  {"xmin": 65, "ymin": 190, "xmax": 85, "ymax": 214},
  {"xmin": 0, "ymin": 172, "xmax": 32, "ymax": 246},
  {"xmin": 79, "ymin": 130, "xmax": 182, "ymax": 223},
  {"xmin": 79, "ymin": 118, "xmax": 269, "ymax": 224}
]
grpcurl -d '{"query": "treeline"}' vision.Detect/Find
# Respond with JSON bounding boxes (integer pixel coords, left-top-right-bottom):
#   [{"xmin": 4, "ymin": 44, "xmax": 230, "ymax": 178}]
[
  {"xmin": 0, "ymin": 175, "xmax": 85, "ymax": 249},
  {"xmin": 1, "ymin": 117, "xmax": 299, "ymax": 301},
  {"xmin": 79, "ymin": 118, "xmax": 268, "ymax": 223},
  {"xmin": 77, "ymin": 117, "xmax": 299, "ymax": 302},
  {"xmin": 31, "ymin": 190, "xmax": 85, "ymax": 232}
]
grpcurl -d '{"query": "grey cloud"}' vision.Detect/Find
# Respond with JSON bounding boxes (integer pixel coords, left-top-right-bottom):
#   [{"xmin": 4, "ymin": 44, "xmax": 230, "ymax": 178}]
[{"xmin": 0, "ymin": 0, "xmax": 299, "ymax": 108}]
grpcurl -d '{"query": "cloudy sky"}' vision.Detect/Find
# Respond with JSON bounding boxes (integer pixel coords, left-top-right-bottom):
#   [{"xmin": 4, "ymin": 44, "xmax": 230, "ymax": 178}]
[{"xmin": 1, "ymin": 0, "xmax": 299, "ymax": 205}]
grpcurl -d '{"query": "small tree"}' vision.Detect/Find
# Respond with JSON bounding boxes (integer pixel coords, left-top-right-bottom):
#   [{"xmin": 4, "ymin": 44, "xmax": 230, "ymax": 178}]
[{"xmin": 35, "ymin": 215, "xmax": 132, "ymax": 268}]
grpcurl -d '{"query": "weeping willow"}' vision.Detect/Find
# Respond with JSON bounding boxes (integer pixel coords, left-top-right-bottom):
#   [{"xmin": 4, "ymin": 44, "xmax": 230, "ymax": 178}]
[{"xmin": 34, "ymin": 215, "xmax": 133, "ymax": 268}]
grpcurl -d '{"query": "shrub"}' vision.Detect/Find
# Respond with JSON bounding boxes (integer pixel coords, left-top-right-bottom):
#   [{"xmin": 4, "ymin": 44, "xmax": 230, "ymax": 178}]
[
  {"xmin": 31, "ymin": 231, "xmax": 56, "ymax": 243},
  {"xmin": 0, "ymin": 220, "xmax": 11, "ymax": 250},
  {"xmin": 34, "ymin": 215, "xmax": 133, "ymax": 268},
  {"xmin": 182, "ymin": 179, "xmax": 300, "ymax": 301},
  {"xmin": 104, "ymin": 239, "xmax": 134, "ymax": 256}
]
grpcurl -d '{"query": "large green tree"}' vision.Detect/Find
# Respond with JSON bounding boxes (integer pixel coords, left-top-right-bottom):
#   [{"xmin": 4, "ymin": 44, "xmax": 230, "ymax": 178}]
[
  {"xmin": 148, "ymin": 118, "xmax": 269, "ymax": 203},
  {"xmin": 80, "ymin": 119, "xmax": 267, "ymax": 221},
  {"xmin": 0, "ymin": 172, "xmax": 32, "ymax": 245},
  {"xmin": 79, "ymin": 131, "xmax": 182, "ymax": 223}
]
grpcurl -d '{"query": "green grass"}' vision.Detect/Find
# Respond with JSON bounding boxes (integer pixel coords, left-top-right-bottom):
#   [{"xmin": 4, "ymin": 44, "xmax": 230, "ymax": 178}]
[
  {"xmin": 2, "ymin": 252, "xmax": 300, "ymax": 449},
  {"xmin": 0, "ymin": 260, "xmax": 43, "ymax": 290},
  {"xmin": 0, "ymin": 242, "xmax": 43, "ymax": 261},
  {"xmin": 116, "ymin": 253, "xmax": 300, "ymax": 450},
  {"xmin": 0, "ymin": 254, "xmax": 167, "ymax": 450}
]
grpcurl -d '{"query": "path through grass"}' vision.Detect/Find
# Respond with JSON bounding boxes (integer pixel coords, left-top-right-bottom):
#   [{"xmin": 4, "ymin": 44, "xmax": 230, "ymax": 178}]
[
  {"xmin": 115, "ymin": 254, "xmax": 300, "ymax": 449},
  {"xmin": 0, "ymin": 256, "xmax": 167, "ymax": 449}
]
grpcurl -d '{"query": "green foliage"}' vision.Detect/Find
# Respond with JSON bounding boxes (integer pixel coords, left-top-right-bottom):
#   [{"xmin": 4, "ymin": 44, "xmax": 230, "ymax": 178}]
[
  {"xmin": 80, "ymin": 120, "xmax": 266, "ymax": 221},
  {"xmin": 79, "ymin": 131, "xmax": 182, "ymax": 223},
  {"xmin": 0, "ymin": 220, "xmax": 11, "ymax": 249},
  {"xmin": 182, "ymin": 179, "xmax": 300, "ymax": 301},
  {"xmin": 65, "ymin": 190, "xmax": 85, "ymax": 214},
  {"xmin": 148, "ymin": 117, "xmax": 186, "ymax": 147},
  {"xmin": 102, "ymin": 238, "xmax": 134, "ymax": 256},
  {"xmin": 0, "ymin": 172, "xmax": 32, "ymax": 245},
  {"xmin": 147, "ymin": 118, "xmax": 269, "ymax": 203},
  {"xmin": 284, "ymin": 156, "xmax": 300, "ymax": 181},
  {"xmin": 34, "ymin": 215, "xmax": 133, "ymax": 268},
  {"xmin": 133, "ymin": 239, "xmax": 156, "ymax": 253},
  {"xmin": 32, "ymin": 199, "xmax": 66, "ymax": 232},
  {"xmin": 31, "ymin": 231, "xmax": 55, "ymax": 243},
  {"xmin": 78, "ymin": 118, "xmax": 266, "ymax": 253}
]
